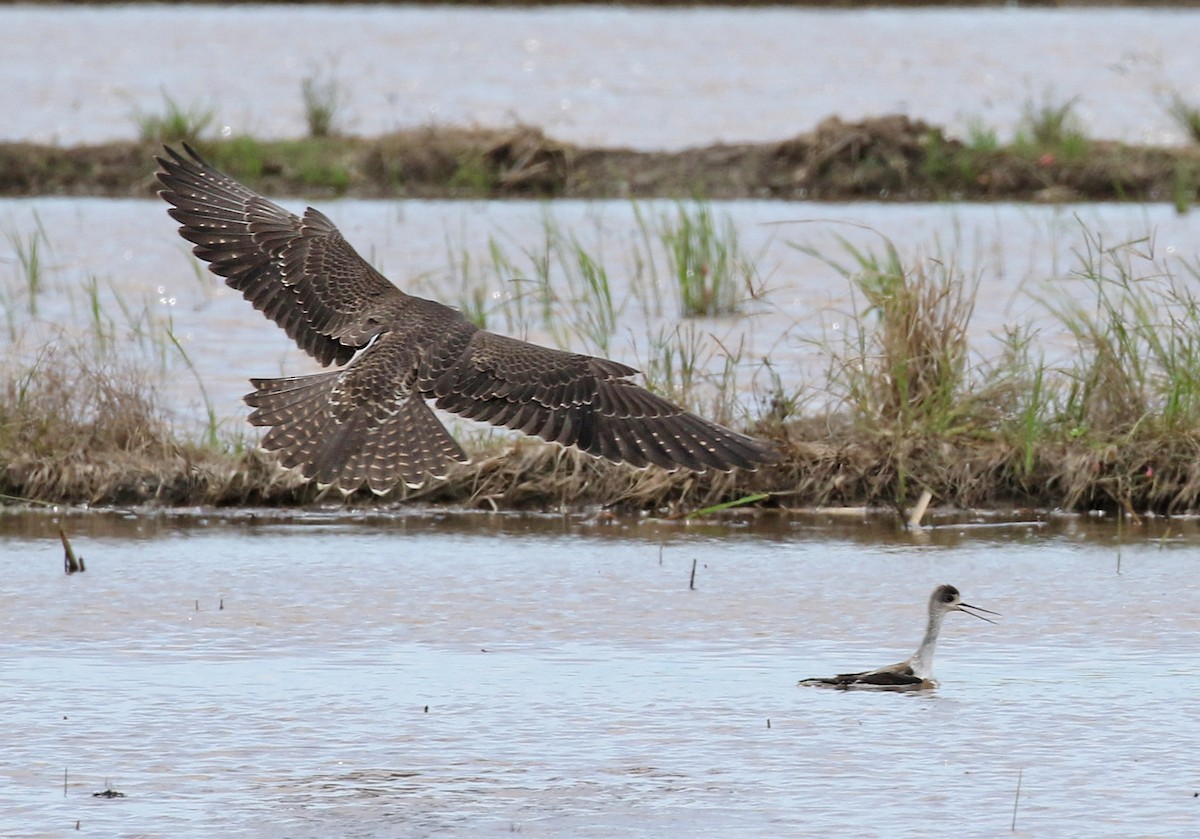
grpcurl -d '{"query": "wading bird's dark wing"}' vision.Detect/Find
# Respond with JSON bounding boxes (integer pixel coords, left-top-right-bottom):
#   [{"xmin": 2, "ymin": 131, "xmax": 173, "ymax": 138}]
[
  {"xmin": 799, "ymin": 665, "xmax": 923, "ymax": 690},
  {"xmin": 155, "ymin": 143, "xmax": 404, "ymax": 367},
  {"xmin": 424, "ymin": 329, "xmax": 779, "ymax": 472},
  {"xmin": 840, "ymin": 668, "xmax": 922, "ymax": 688}
]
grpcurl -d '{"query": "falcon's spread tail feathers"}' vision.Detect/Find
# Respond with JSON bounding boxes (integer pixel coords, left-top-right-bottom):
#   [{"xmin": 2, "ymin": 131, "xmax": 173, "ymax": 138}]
[{"xmin": 245, "ymin": 372, "xmax": 468, "ymax": 493}]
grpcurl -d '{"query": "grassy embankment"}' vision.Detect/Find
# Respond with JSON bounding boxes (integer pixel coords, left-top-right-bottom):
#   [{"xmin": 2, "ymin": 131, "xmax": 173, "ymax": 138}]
[
  {"xmin": 5, "ymin": 203, "xmax": 1200, "ymax": 516},
  {"xmin": 6, "ymin": 90, "xmax": 1200, "ymax": 206},
  {"xmin": 5, "ymin": 92, "xmax": 1200, "ymax": 515}
]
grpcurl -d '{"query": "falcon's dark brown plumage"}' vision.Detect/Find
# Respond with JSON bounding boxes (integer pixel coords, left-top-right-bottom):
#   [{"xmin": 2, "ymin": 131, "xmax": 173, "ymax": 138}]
[{"xmin": 155, "ymin": 144, "xmax": 780, "ymax": 492}]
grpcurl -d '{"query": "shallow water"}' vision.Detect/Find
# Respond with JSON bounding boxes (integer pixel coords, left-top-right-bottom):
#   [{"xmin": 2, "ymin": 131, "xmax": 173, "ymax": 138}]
[
  {"xmin": 0, "ymin": 195, "xmax": 1194, "ymax": 434},
  {"xmin": 2, "ymin": 509, "xmax": 1198, "ymax": 837},
  {"xmin": 3, "ymin": 6, "xmax": 1200, "ymax": 149}
]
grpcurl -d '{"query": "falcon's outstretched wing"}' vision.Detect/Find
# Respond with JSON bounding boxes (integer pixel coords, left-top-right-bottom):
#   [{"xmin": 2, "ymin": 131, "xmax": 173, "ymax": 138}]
[
  {"xmin": 157, "ymin": 143, "xmax": 405, "ymax": 367},
  {"xmin": 156, "ymin": 144, "xmax": 781, "ymax": 490}
]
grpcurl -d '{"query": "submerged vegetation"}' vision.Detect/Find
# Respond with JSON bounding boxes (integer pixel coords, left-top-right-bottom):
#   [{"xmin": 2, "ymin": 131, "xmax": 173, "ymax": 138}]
[{"xmin": 5, "ymin": 200, "xmax": 1200, "ymax": 516}]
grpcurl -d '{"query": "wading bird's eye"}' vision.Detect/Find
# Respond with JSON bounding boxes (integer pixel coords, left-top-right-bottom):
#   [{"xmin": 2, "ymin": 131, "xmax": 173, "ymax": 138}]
[{"xmin": 941, "ymin": 588, "xmax": 958, "ymax": 603}]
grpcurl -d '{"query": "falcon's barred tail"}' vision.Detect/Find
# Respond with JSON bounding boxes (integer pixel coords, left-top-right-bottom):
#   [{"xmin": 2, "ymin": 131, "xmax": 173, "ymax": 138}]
[{"xmin": 246, "ymin": 372, "xmax": 469, "ymax": 493}]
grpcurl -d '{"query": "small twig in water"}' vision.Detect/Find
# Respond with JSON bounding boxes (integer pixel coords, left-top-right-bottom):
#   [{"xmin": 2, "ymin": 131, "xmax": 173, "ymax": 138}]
[
  {"xmin": 93, "ymin": 778, "xmax": 125, "ymax": 798},
  {"xmin": 689, "ymin": 558, "xmax": 698, "ymax": 591},
  {"xmin": 60, "ymin": 528, "xmax": 85, "ymax": 574},
  {"xmin": 1011, "ymin": 767, "xmax": 1023, "ymax": 831}
]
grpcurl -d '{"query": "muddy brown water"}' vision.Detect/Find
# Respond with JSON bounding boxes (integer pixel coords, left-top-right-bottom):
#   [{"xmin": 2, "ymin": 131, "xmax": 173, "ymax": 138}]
[
  {"xmin": 4, "ymin": 6, "xmax": 1200, "ymax": 149},
  {"xmin": 2, "ymin": 508, "xmax": 1198, "ymax": 836}
]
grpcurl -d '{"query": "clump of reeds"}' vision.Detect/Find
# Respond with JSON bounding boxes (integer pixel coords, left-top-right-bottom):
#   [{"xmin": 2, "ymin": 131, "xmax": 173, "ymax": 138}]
[
  {"xmin": 1041, "ymin": 231, "xmax": 1200, "ymax": 434},
  {"xmin": 1163, "ymin": 90, "xmax": 1200, "ymax": 145},
  {"xmin": 134, "ymin": 93, "xmax": 216, "ymax": 144},
  {"xmin": 801, "ymin": 236, "xmax": 980, "ymax": 437},
  {"xmin": 963, "ymin": 117, "xmax": 1000, "ymax": 153},
  {"xmin": 658, "ymin": 202, "xmax": 761, "ymax": 317},
  {"xmin": 1013, "ymin": 92, "xmax": 1090, "ymax": 161},
  {"xmin": 436, "ymin": 206, "xmax": 761, "ymax": 425},
  {"xmin": 1030, "ymin": 230, "xmax": 1200, "ymax": 511},
  {"xmin": 4, "ymin": 222, "xmax": 47, "ymax": 321},
  {"xmin": 794, "ymin": 235, "xmax": 999, "ymax": 506},
  {"xmin": 439, "ymin": 213, "xmax": 620, "ymax": 356},
  {"xmin": 301, "ymin": 68, "xmax": 347, "ymax": 139}
]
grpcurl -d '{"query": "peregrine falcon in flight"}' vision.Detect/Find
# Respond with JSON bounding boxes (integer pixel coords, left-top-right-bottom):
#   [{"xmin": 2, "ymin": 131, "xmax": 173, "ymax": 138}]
[{"xmin": 156, "ymin": 145, "xmax": 779, "ymax": 493}]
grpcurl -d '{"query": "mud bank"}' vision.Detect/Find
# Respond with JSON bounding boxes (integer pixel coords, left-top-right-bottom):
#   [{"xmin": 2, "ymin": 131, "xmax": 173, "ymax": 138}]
[{"xmin": 2, "ymin": 116, "xmax": 1197, "ymax": 205}]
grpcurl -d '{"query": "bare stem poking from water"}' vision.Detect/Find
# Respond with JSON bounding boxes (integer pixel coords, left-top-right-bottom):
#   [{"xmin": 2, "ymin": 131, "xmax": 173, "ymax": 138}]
[
  {"xmin": 689, "ymin": 558, "xmax": 698, "ymax": 591},
  {"xmin": 1008, "ymin": 768, "xmax": 1027, "ymax": 835},
  {"xmin": 59, "ymin": 527, "xmax": 84, "ymax": 574},
  {"xmin": 1011, "ymin": 767, "xmax": 1023, "ymax": 831}
]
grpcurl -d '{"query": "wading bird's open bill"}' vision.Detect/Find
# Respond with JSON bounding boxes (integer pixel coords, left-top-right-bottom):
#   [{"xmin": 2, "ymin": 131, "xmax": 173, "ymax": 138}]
[
  {"xmin": 798, "ymin": 584, "xmax": 998, "ymax": 691},
  {"xmin": 155, "ymin": 144, "xmax": 780, "ymax": 492}
]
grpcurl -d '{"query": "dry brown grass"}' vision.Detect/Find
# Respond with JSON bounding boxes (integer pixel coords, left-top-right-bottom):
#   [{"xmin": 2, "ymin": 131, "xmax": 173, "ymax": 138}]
[
  {"xmin": 0, "ymin": 343, "xmax": 311, "ymax": 506},
  {"xmin": 2, "ymin": 345, "xmax": 1196, "ymax": 515}
]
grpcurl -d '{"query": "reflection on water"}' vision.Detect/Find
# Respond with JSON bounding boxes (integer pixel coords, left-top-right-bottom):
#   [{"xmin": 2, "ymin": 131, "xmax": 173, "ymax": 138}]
[{"xmin": 2, "ymin": 509, "xmax": 1198, "ymax": 836}]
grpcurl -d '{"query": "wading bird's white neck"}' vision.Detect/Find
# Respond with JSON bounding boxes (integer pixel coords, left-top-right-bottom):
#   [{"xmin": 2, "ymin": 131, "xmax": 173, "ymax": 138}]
[{"xmin": 908, "ymin": 606, "xmax": 946, "ymax": 680}]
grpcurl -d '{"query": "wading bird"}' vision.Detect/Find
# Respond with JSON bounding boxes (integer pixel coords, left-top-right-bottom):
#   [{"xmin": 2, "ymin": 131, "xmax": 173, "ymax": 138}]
[
  {"xmin": 156, "ymin": 145, "xmax": 780, "ymax": 493},
  {"xmin": 798, "ymin": 584, "xmax": 997, "ymax": 691}
]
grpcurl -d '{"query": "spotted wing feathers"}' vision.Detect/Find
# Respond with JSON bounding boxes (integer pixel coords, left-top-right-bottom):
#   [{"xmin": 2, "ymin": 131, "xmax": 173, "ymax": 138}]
[
  {"xmin": 155, "ymin": 143, "xmax": 403, "ymax": 367},
  {"xmin": 426, "ymin": 330, "xmax": 780, "ymax": 472}
]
